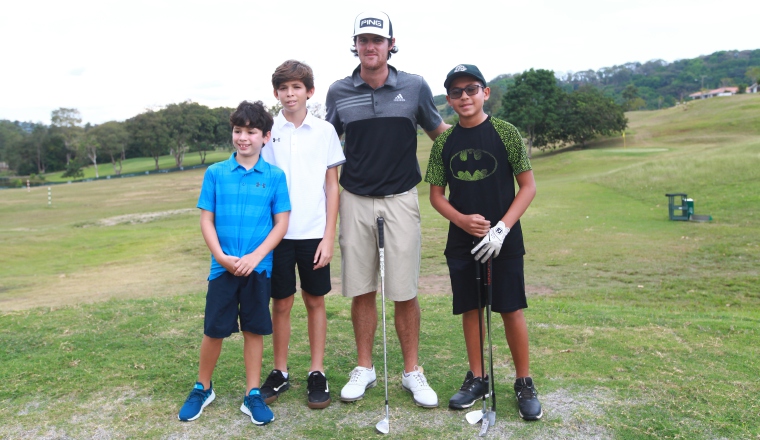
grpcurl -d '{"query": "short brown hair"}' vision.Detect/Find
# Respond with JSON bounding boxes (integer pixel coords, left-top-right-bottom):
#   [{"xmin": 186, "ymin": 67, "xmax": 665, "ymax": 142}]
[{"xmin": 271, "ymin": 60, "xmax": 314, "ymax": 91}]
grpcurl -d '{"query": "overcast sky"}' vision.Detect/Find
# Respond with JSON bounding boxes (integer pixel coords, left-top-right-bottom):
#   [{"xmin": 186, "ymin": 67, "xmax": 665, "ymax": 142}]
[{"xmin": 0, "ymin": 0, "xmax": 754, "ymax": 125}]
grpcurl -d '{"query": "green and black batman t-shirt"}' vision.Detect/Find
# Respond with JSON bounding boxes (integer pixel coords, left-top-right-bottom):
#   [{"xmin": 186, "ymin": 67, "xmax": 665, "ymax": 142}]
[{"xmin": 425, "ymin": 116, "xmax": 532, "ymax": 260}]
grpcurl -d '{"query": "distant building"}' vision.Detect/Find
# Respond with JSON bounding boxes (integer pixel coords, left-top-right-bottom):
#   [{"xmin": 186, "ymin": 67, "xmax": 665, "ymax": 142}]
[
  {"xmin": 0, "ymin": 162, "xmax": 9, "ymax": 171},
  {"xmin": 748, "ymin": 83, "xmax": 759, "ymax": 94},
  {"xmin": 689, "ymin": 87, "xmax": 739, "ymax": 100}
]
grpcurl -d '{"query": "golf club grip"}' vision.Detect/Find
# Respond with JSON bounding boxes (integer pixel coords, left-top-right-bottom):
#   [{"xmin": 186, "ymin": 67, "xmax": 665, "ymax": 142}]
[{"xmin": 377, "ymin": 217, "xmax": 384, "ymax": 248}]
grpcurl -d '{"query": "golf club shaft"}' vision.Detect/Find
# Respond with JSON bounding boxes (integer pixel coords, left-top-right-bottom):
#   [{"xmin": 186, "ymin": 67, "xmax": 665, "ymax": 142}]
[
  {"xmin": 378, "ymin": 217, "xmax": 389, "ymax": 421},
  {"xmin": 475, "ymin": 255, "xmax": 487, "ymax": 413},
  {"xmin": 486, "ymin": 257, "xmax": 496, "ymax": 412}
]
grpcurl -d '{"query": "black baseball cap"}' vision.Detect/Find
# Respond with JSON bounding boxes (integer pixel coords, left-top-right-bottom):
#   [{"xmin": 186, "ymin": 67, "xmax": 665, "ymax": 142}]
[{"xmin": 444, "ymin": 64, "xmax": 487, "ymax": 90}]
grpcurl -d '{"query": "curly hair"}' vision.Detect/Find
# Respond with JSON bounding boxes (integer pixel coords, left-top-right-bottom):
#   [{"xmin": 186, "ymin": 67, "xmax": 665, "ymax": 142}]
[{"xmin": 229, "ymin": 101, "xmax": 273, "ymax": 134}]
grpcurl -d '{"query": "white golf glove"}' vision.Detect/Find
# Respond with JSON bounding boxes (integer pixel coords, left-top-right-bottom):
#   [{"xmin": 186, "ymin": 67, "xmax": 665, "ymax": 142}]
[{"xmin": 471, "ymin": 221, "xmax": 510, "ymax": 263}]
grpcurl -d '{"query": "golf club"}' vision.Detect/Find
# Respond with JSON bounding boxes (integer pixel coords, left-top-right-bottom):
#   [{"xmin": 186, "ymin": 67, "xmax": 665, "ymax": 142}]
[
  {"xmin": 465, "ymin": 259, "xmax": 488, "ymax": 425},
  {"xmin": 480, "ymin": 257, "xmax": 496, "ymax": 436},
  {"xmin": 375, "ymin": 217, "xmax": 390, "ymax": 435}
]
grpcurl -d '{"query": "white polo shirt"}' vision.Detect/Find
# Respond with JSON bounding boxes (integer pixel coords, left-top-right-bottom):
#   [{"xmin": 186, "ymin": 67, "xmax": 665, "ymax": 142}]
[{"xmin": 262, "ymin": 111, "xmax": 345, "ymax": 240}]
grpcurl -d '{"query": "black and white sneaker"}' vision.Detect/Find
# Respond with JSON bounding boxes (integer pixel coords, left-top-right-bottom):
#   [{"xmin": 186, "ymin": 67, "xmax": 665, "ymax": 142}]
[
  {"xmin": 514, "ymin": 376, "xmax": 543, "ymax": 420},
  {"xmin": 260, "ymin": 369, "xmax": 290, "ymax": 404},
  {"xmin": 448, "ymin": 371, "xmax": 489, "ymax": 409},
  {"xmin": 306, "ymin": 371, "xmax": 331, "ymax": 409}
]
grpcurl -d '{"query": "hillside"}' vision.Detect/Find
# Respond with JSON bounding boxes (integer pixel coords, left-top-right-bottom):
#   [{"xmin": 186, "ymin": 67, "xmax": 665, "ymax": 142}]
[{"xmin": 434, "ymin": 48, "xmax": 760, "ymax": 116}]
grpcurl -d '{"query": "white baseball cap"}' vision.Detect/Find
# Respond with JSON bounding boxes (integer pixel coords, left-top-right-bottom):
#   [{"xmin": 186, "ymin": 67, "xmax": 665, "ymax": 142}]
[{"xmin": 353, "ymin": 11, "xmax": 393, "ymax": 39}]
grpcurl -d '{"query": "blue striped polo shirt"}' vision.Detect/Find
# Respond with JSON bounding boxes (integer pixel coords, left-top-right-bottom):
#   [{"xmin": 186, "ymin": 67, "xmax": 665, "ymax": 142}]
[{"xmin": 197, "ymin": 152, "xmax": 291, "ymax": 280}]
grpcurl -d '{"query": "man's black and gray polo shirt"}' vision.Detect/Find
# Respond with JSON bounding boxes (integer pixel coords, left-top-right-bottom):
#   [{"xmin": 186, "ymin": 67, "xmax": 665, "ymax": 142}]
[{"xmin": 326, "ymin": 65, "xmax": 442, "ymax": 197}]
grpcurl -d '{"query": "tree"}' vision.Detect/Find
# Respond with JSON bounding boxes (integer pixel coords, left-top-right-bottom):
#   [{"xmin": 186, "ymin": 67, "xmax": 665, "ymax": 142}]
[
  {"xmin": 0, "ymin": 120, "xmax": 26, "ymax": 171},
  {"xmin": 267, "ymin": 102, "xmax": 283, "ymax": 117},
  {"xmin": 77, "ymin": 129, "xmax": 100, "ymax": 178},
  {"xmin": 50, "ymin": 108, "xmax": 82, "ymax": 165},
  {"xmin": 91, "ymin": 121, "xmax": 129, "ymax": 175},
  {"xmin": 308, "ymin": 102, "xmax": 325, "ymax": 119},
  {"xmin": 163, "ymin": 101, "xmax": 215, "ymax": 168},
  {"xmin": 560, "ymin": 86, "xmax": 627, "ymax": 148},
  {"xmin": 745, "ymin": 66, "xmax": 760, "ymax": 85},
  {"xmin": 497, "ymin": 69, "xmax": 564, "ymax": 157},
  {"xmin": 126, "ymin": 110, "xmax": 170, "ymax": 170}
]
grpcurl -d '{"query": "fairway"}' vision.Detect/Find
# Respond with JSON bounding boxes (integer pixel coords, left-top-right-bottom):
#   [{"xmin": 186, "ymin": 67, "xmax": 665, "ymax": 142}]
[{"xmin": 1, "ymin": 95, "xmax": 759, "ymax": 439}]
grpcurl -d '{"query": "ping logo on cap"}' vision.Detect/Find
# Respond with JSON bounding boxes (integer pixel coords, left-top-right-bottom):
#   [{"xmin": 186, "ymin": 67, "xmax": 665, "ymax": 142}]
[
  {"xmin": 360, "ymin": 18, "xmax": 384, "ymax": 29},
  {"xmin": 454, "ymin": 65, "xmax": 468, "ymax": 72}
]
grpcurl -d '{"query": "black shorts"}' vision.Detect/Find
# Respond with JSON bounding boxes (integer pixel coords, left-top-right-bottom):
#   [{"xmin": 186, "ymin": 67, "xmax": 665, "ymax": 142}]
[
  {"xmin": 271, "ymin": 238, "xmax": 332, "ymax": 299},
  {"xmin": 204, "ymin": 270, "xmax": 272, "ymax": 337},
  {"xmin": 447, "ymin": 257, "xmax": 528, "ymax": 315}
]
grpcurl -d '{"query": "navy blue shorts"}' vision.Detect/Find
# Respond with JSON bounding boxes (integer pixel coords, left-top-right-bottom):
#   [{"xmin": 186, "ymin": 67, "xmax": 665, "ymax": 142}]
[
  {"xmin": 271, "ymin": 238, "xmax": 332, "ymax": 299},
  {"xmin": 447, "ymin": 257, "xmax": 528, "ymax": 315},
  {"xmin": 204, "ymin": 270, "xmax": 272, "ymax": 337}
]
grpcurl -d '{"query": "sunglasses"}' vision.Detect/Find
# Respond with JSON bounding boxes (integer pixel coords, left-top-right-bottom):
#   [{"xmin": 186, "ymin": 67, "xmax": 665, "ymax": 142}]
[{"xmin": 448, "ymin": 84, "xmax": 485, "ymax": 99}]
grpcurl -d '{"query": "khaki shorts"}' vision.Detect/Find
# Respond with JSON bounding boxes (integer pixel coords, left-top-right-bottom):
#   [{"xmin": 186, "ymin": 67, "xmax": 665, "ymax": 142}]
[{"xmin": 339, "ymin": 188, "xmax": 421, "ymax": 301}]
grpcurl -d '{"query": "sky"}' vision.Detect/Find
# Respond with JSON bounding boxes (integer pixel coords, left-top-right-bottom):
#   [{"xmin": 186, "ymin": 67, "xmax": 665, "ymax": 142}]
[{"xmin": 0, "ymin": 0, "xmax": 755, "ymax": 125}]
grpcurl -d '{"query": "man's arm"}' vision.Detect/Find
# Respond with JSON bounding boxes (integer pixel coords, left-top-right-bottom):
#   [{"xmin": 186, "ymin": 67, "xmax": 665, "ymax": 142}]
[
  {"xmin": 425, "ymin": 122, "xmax": 451, "ymax": 141},
  {"xmin": 429, "ymin": 184, "xmax": 490, "ymax": 237},
  {"xmin": 314, "ymin": 166, "xmax": 339, "ymax": 269},
  {"xmin": 234, "ymin": 211, "xmax": 290, "ymax": 276},
  {"xmin": 200, "ymin": 209, "xmax": 239, "ymax": 273}
]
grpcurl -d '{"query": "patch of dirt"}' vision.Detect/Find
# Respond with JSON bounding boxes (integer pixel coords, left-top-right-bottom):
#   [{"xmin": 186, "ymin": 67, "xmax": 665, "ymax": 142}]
[{"xmin": 94, "ymin": 209, "xmax": 195, "ymax": 227}]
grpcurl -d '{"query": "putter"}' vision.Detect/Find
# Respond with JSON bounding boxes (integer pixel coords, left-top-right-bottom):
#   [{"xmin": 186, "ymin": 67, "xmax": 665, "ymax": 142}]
[
  {"xmin": 465, "ymin": 260, "xmax": 488, "ymax": 426},
  {"xmin": 375, "ymin": 217, "xmax": 390, "ymax": 435},
  {"xmin": 481, "ymin": 257, "xmax": 497, "ymax": 435}
]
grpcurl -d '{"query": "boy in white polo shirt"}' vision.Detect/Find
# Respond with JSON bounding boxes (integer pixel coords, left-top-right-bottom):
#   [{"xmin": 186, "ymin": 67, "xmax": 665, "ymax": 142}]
[{"xmin": 260, "ymin": 60, "xmax": 345, "ymax": 409}]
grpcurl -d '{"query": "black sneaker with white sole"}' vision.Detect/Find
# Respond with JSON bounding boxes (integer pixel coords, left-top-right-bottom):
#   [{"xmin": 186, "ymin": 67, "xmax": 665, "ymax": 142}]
[
  {"xmin": 449, "ymin": 371, "xmax": 489, "ymax": 409},
  {"xmin": 260, "ymin": 369, "xmax": 290, "ymax": 404},
  {"xmin": 306, "ymin": 371, "xmax": 331, "ymax": 409},
  {"xmin": 514, "ymin": 376, "xmax": 543, "ymax": 420}
]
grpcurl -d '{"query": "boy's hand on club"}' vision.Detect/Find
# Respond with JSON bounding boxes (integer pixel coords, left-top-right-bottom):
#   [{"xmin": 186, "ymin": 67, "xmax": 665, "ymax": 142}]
[
  {"xmin": 458, "ymin": 214, "xmax": 491, "ymax": 237},
  {"xmin": 471, "ymin": 221, "xmax": 510, "ymax": 263},
  {"xmin": 313, "ymin": 238, "xmax": 333, "ymax": 269}
]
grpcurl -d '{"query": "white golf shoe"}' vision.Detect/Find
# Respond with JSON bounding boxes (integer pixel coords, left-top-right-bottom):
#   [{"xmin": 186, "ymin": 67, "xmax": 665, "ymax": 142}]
[
  {"xmin": 401, "ymin": 366, "xmax": 439, "ymax": 408},
  {"xmin": 340, "ymin": 366, "xmax": 377, "ymax": 402}
]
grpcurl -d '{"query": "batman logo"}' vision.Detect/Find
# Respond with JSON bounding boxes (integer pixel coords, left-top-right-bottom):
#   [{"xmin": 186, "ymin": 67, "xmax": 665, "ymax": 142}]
[{"xmin": 449, "ymin": 149, "xmax": 497, "ymax": 181}]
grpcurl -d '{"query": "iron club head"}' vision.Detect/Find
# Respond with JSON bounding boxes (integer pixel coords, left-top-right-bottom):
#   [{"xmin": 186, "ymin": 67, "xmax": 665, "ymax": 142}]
[
  {"xmin": 376, "ymin": 417, "xmax": 390, "ymax": 434},
  {"xmin": 466, "ymin": 408, "xmax": 485, "ymax": 425}
]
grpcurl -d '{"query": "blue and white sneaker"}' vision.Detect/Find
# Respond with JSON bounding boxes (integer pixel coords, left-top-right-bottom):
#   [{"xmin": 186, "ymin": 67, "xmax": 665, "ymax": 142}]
[
  {"xmin": 240, "ymin": 388, "xmax": 274, "ymax": 425},
  {"xmin": 178, "ymin": 381, "xmax": 215, "ymax": 421}
]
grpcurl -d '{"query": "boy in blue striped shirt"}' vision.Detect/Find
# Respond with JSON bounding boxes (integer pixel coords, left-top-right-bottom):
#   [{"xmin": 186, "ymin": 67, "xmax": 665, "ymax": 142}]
[{"xmin": 178, "ymin": 100, "xmax": 290, "ymax": 425}]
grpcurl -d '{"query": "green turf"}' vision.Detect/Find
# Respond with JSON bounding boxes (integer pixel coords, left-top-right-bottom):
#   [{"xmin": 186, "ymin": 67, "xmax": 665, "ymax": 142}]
[{"xmin": 1, "ymin": 94, "xmax": 759, "ymax": 439}]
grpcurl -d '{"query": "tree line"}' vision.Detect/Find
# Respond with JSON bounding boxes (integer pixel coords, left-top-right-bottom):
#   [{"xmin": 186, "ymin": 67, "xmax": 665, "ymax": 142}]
[
  {"xmin": 0, "ymin": 102, "xmax": 234, "ymax": 179},
  {"xmin": 0, "ymin": 101, "xmax": 327, "ymax": 180},
  {"xmin": 437, "ymin": 69, "xmax": 628, "ymax": 157}
]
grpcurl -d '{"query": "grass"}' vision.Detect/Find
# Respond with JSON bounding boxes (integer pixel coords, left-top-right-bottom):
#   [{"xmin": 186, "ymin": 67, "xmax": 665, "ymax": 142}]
[
  {"xmin": 1, "ymin": 94, "xmax": 759, "ymax": 439},
  {"xmin": 41, "ymin": 150, "xmax": 232, "ymax": 183}
]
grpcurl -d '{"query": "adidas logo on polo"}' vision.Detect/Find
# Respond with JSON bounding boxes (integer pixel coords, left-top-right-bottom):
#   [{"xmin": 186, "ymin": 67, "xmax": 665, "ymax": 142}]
[{"xmin": 394, "ymin": 94, "xmax": 405, "ymax": 102}]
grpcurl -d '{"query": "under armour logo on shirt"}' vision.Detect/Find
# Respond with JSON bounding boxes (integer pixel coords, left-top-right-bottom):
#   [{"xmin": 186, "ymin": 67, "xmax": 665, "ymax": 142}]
[
  {"xmin": 394, "ymin": 94, "xmax": 405, "ymax": 102},
  {"xmin": 256, "ymin": 182, "xmax": 266, "ymax": 188}
]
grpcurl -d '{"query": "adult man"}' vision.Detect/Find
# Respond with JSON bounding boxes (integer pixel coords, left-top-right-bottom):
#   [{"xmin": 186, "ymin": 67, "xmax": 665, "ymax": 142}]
[{"xmin": 325, "ymin": 10, "xmax": 448, "ymax": 408}]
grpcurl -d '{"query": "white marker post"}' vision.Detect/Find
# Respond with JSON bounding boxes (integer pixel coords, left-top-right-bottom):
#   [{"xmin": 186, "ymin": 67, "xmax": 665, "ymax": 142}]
[
  {"xmin": 48, "ymin": 187, "xmax": 52, "ymax": 207},
  {"xmin": 27, "ymin": 179, "xmax": 30, "ymax": 192}
]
